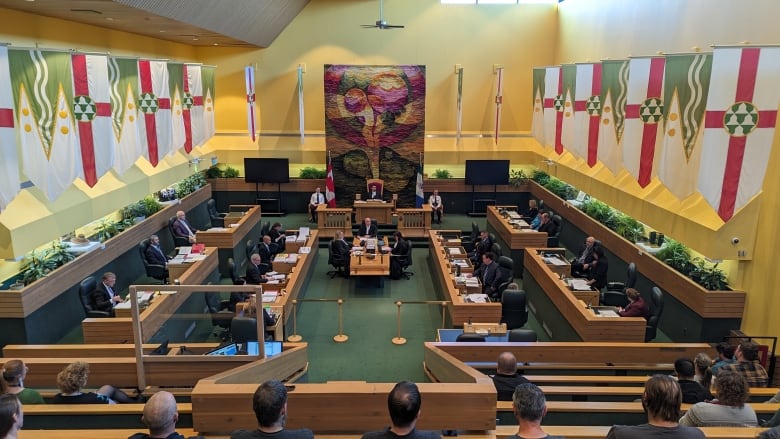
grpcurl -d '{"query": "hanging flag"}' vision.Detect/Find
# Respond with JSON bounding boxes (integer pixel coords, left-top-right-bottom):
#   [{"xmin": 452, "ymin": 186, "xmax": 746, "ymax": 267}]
[
  {"xmin": 137, "ymin": 59, "xmax": 172, "ymax": 166},
  {"xmin": 297, "ymin": 65, "xmax": 305, "ymax": 144},
  {"xmin": 456, "ymin": 67, "xmax": 464, "ymax": 145},
  {"xmin": 574, "ymin": 63, "xmax": 603, "ymax": 167},
  {"xmin": 415, "ymin": 160, "xmax": 424, "ymax": 208},
  {"xmin": 494, "ymin": 67, "xmax": 504, "ymax": 145},
  {"xmin": 623, "ymin": 56, "xmax": 665, "ymax": 188},
  {"xmin": 0, "ymin": 45, "xmax": 19, "ymax": 210},
  {"xmin": 72, "ymin": 52, "xmax": 115, "ymax": 187},
  {"xmin": 542, "ymin": 66, "xmax": 560, "ymax": 150},
  {"xmin": 245, "ymin": 65, "xmax": 256, "ymax": 142},
  {"xmin": 658, "ymin": 53, "xmax": 712, "ymax": 200},
  {"xmin": 184, "ymin": 63, "xmax": 205, "ymax": 150},
  {"xmin": 201, "ymin": 65, "xmax": 216, "ymax": 143},
  {"xmin": 109, "ymin": 56, "xmax": 142, "ymax": 174},
  {"xmin": 325, "ymin": 152, "xmax": 336, "ymax": 207},
  {"xmin": 9, "ymin": 48, "xmax": 82, "ymax": 201},
  {"xmin": 698, "ymin": 46, "xmax": 780, "ymax": 221},
  {"xmin": 168, "ymin": 62, "xmax": 186, "ymax": 154},
  {"xmin": 560, "ymin": 64, "xmax": 577, "ymax": 157},
  {"xmin": 598, "ymin": 60, "xmax": 629, "ymax": 174},
  {"xmin": 531, "ymin": 67, "xmax": 545, "ymax": 146}
]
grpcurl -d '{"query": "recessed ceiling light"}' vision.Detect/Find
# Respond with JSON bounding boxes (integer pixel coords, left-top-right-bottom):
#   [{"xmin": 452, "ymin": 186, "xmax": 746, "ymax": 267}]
[
  {"xmin": 192, "ymin": 37, "xmax": 199, "ymax": 41},
  {"xmin": 159, "ymin": 30, "xmax": 166, "ymax": 33},
  {"xmin": 105, "ymin": 17, "xmax": 114, "ymax": 21},
  {"xmin": 213, "ymin": 43, "xmax": 219, "ymax": 46}
]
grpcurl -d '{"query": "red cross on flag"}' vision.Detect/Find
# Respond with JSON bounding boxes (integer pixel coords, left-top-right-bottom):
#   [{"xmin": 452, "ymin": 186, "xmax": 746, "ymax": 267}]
[
  {"xmin": 72, "ymin": 53, "xmax": 115, "ymax": 187},
  {"xmin": 623, "ymin": 56, "xmax": 665, "ymax": 188},
  {"xmin": 542, "ymin": 66, "xmax": 560, "ymax": 151},
  {"xmin": 0, "ymin": 46, "xmax": 19, "ymax": 210},
  {"xmin": 184, "ymin": 64, "xmax": 205, "ymax": 150},
  {"xmin": 698, "ymin": 46, "xmax": 780, "ymax": 222},
  {"xmin": 137, "ymin": 59, "xmax": 172, "ymax": 167},
  {"xmin": 574, "ymin": 63, "xmax": 602, "ymax": 167}
]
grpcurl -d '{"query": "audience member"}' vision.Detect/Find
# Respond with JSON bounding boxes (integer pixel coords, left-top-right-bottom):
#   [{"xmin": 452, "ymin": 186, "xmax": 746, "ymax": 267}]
[
  {"xmin": 693, "ymin": 353, "xmax": 713, "ymax": 391},
  {"xmin": 246, "ymin": 254, "xmax": 270, "ymax": 285},
  {"xmin": 128, "ymin": 391, "xmax": 201, "ymax": 439},
  {"xmin": 361, "ymin": 381, "xmax": 441, "ymax": 439},
  {"xmin": 606, "ymin": 375, "xmax": 705, "ymax": 438},
  {"xmin": 719, "ymin": 340, "xmax": 769, "ymax": 387},
  {"xmin": 367, "ymin": 185, "xmax": 382, "ymax": 201},
  {"xmin": 585, "ymin": 246, "xmax": 608, "ymax": 290},
  {"xmin": 390, "ymin": 231, "xmax": 410, "ymax": 280},
  {"xmin": 491, "ymin": 352, "xmax": 529, "ymax": 401},
  {"xmin": 618, "ymin": 288, "xmax": 650, "ymax": 318},
  {"xmin": 570, "ymin": 236, "xmax": 597, "ymax": 277},
  {"xmin": 91, "ymin": 271, "xmax": 123, "ymax": 314},
  {"xmin": 258, "ymin": 236, "xmax": 274, "ymax": 265},
  {"xmin": 763, "ymin": 407, "xmax": 780, "ymax": 428},
  {"xmin": 0, "ymin": 394, "xmax": 22, "ymax": 439},
  {"xmin": 522, "ymin": 199, "xmax": 538, "ymax": 222},
  {"xmin": 537, "ymin": 212, "xmax": 558, "ymax": 235},
  {"xmin": 428, "ymin": 190, "xmax": 443, "ymax": 224},
  {"xmin": 172, "ymin": 210, "xmax": 197, "ymax": 244},
  {"xmin": 231, "ymin": 380, "xmax": 313, "ymax": 439},
  {"xmin": 0, "ymin": 360, "xmax": 43, "ymax": 404},
  {"xmin": 358, "ymin": 217, "xmax": 378, "ymax": 238},
  {"xmin": 53, "ymin": 361, "xmax": 138, "ymax": 404},
  {"xmin": 472, "ymin": 252, "xmax": 499, "ymax": 298},
  {"xmin": 711, "ymin": 342, "xmax": 737, "ymax": 376},
  {"xmin": 507, "ymin": 383, "xmax": 563, "ymax": 439},
  {"xmin": 268, "ymin": 223, "xmax": 286, "ymax": 252},
  {"xmin": 758, "ymin": 426, "xmax": 780, "ymax": 439},
  {"xmin": 308, "ymin": 187, "xmax": 325, "ymax": 223},
  {"xmin": 678, "ymin": 370, "xmax": 757, "ymax": 427},
  {"xmin": 673, "ymin": 358, "xmax": 713, "ymax": 404},
  {"xmin": 530, "ymin": 209, "xmax": 544, "ymax": 231}
]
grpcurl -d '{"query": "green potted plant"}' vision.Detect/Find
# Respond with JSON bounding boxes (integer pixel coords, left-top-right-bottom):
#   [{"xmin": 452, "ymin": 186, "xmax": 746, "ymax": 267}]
[
  {"xmin": 223, "ymin": 166, "xmax": 240, "ymax": 178},
  {"xmin": 176, "ymin": 172, "xmax": 206, "ymax": 197},
  {"xmin": 509, "ymin": 169, "xmax": 529, "ymax": 187},
  {"xmin": 204, "ymin": 165, "xmax": 223, "ymax": 179},
  {"xmin": 531, "ymin": 169, "xmax": 551, "ymax": 186},
  {"xmin": 432, "ymin": 168, "xmax": 452, "ymax": 179},
  {"xmin": 299, "ymin": 167, "xmax": 326, "ymax": 179},
  {"xmin": 614, "ymin": 213, "xmax": 645, "ymax": 243},
  {"xmin": 20, "ymin": 250, "xmax": 53, "ymax": 285},
  {"xmin": 141, "ymin": 196, "xmax": 162, "ymax": 216},
  {"xmin": 656, "ymin": 239, "xmax": 694, "ymax": 276},
  {"xmin": 46, "ymin": 240, "xmax": 75, "ymax": 269},
  {"xmin": 96, "ymin": 219, "xmax": 121, "ymax": 242}
]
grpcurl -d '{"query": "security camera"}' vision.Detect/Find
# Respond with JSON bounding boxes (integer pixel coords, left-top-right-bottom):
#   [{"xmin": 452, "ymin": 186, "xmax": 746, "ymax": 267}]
[{"xmin": 731, "ymin": 237, "xmax": 740, "ymax": 245}]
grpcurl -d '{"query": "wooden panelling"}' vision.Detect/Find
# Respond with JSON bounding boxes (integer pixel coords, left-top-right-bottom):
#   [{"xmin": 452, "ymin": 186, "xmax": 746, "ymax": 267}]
[
  {"xmin": 316, "ymin": 207, "xmax": 352, "ymax": 239},
  {"xmin": 397, "ymin": 206, "xmax": 432, "ymax": 238},
  {"xmin": 196, "ymin": 205, "xmax": 261, "ymax": 248},
  {"xmin": 486, "ymin": 205, "xmax": 548, "ymax": 248}
]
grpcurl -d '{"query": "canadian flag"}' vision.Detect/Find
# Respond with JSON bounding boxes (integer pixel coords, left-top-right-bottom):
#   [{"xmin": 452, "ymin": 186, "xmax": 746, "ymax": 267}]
[{"xmin": 325, "ymin": 154, "xmax": 336, "ymax": 207}]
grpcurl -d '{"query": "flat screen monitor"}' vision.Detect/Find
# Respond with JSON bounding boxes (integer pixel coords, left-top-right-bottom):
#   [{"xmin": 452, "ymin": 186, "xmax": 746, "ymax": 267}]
[
  {"xmin": 205, "ymin": 343, "xmax": 239, "ymax": 356},
  {"xmin": 244, "ymin": 158, "xmax": 290, "ymax": 183},
  {"xmin": 464, "ymin": 160, "xmax": 510, "ymax": 186},
  {"xmin": 244, "ymin": 341, "xmax": 283, "ymax": 358}
]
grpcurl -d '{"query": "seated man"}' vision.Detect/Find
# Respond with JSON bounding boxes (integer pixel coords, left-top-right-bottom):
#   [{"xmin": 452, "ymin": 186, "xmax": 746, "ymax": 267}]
[
  {"xmin": 246, "ymin": 254, "xmax": 269, "ymax": 285},
  {"xmin": 172, "ymin": 210, "xmax": 197, "ymax": 244},
  {"xmin": 332, "ymin": 231, "xmax": 352, "ymax": 276},
  {"xmin": 389, "ymin": 231, "xmax": 410, "ymax": 280},
  {"xmin": 128, "ymin": 391, "xmax": 200, "ymax": 439},
  {"xmin": 231, "ymin": 381, "xmax": 313, "ymax": 439},
  {"xmin": 358, "ymin": 217, "xmax": 377, "ymax": 238},
  {"xmin": 308, "ymin": 187, "xmax": 325, "ymax": 222},
  {"xmin": 673, "ymin": 358, "xmax": 712, "ymax": 404},
  {"xmin": 144, "ymin": 235, "xmax": 170, "ymax": 277},
  {"xmin": 258, "ymin": 235, "xmax": 274, "ymax": 265},
  {"xmin": 361, "ymin": 381, "xmax": 441, "ymax": 439},
  {"xmin": 491, "ymin": 352, "xmax": 529, "ymax": 401},
  {"xmin": 366, "ymin": 184, "xmax": 382, "ymax": 200},
  {"xmin": 428, "ymin": 189, "xmax": 443, "ymax": 224},
  {"xmin": 91, "ymin": 272, "xmax": 123, "ymax": 314},
  {"xmin": 719, "ymin": 340, "xmax": 769, "ymax": 387},
  {"xmin": 471, "ymin": 252, "xmax": 499, "ymax": 298},
  {"xmin": 570, "ymin": 236, "xmax": 597, "ymax": 277},
  {"xmin": 508, "ymin": 383, "xmax": 562, "ymax": 439},
  {"xmin": 267, "ymin": 222, "xmax": 286, "ymax": 252},
  {"xmin": 469, "ymin": 231, "xmax": 493, "ymax": 267},
  {"xmin": 537, "ymin": 212, "xmax": 558, "ymax": 235},
  {"xmin": 585, "ymin": 246, "xmax": 608, "ymax": 290}
]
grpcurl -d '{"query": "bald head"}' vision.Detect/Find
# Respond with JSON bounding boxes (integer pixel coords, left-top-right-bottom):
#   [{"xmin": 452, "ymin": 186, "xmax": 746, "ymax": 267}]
[
  {"xmin": 143, "ymin": 391, "xmax": 178, "ymax": 436},
  {"xmin": 497, "ymin": 352, "xmax": 518, "ymax": 375}
]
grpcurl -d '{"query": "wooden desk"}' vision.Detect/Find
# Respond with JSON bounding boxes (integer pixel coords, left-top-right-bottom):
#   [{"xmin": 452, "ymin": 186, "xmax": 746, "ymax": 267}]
[
  {"xmin": 195, "ymin": 205, "xmax": 262, "ymax": 277},
  {"xmin": 349, "ymin": 251, "xmax": 390, "ymax": 276},
  {"xmin": 354, "ymin": 201, "xmax": 394, "ymax": 224},
  {"xmin": 486, "ymin": 205, "xmax": 547, "ymax": 277},
  {"xmin": 316, "ymin": 205, "xmax": 352, "ymax": 238},
  {"xmin": 397, "ymin": 205, "xmax": 432, "ymax": 238},
  {"xmin": 429, "ymin": 230, "xmax": 501, "ymax": 326},
  {"xmin": 523, "ymin": 248, "xmax": 646, "ymax": 342}
]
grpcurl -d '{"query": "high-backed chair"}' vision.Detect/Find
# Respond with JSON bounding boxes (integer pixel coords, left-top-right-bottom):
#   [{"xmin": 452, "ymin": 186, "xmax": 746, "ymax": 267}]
[
  {"xmin": 490, "ymin": 242, "xmax": 503, "ymax": 258},
  {"xmin": 259, "ymin": 221, "xmax": 271, "ymax": 239},
  {"xmin": 602, "ymin": 262, "xmax": 637, "ymax": 307},
  {"xmin": 207, "ymin": 199, "xmax": 227, "ymax": 227},
  {"xmin": 231, "ymin": 317, "xmax": 259, "ymax": 344},
  {"xmin": 366, "ymin": 178, "xmax": 384, "ymax": 198},
  {"xmin": 645, "ymin": 287, "xmax": 665, "ymax": 342},
  {"xmin": 547, "ymin": 214, "xmax": 563, "ymax": 247},
  {"xmin": 139, "ymin": 239, "xmax": 167, "ymax": 284},
  {"xmin": 508, "ymin": 328, "xmax": 538, "ymax": 342},
  {"xmin": 245, "ymin": 240, "xmax": 256, "ymax": 261},
  {"xmin": 400, "ymin": 244, "xmax": 414, "ymax": 279},
  {"xmin": 494, "ymin": 256, "xmax": 514, "ymax": 299},
  {"xmin": 456, "ymin": 333, "xmax": 486, "ymax": 342},
  {"xmin": 327, "ymin": 240, "xmax": 347, "ymax": 279},
  {"xmin": 169, "ymin": 216, "xmax": 190, "ymax": 247},
  {"xmin": 205, "ymin": 292, "xmax": 233, "ymax": 341},
  {"xmin": 500, "ymin": 289, "xmax": 528, "ymax": 330},
  {"xmin": 228, "ymin": 258, "xmax": 244, "ymax": 284},
  {"xmin": 78, "ymin": 276, "xmax": 112, "ymax": 318},
  {"xmin": 462, "ymin": 222, "xmax": 480, "ymax": 253}
]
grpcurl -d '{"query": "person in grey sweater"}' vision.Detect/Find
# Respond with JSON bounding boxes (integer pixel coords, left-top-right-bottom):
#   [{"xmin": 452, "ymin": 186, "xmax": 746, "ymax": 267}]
[{"xmin": 678, "ymin": 370, "xmax": 758, "ymax": 427}]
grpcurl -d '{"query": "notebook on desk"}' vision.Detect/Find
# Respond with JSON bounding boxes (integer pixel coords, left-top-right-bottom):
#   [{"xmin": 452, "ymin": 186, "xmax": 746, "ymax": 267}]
[{"xmin": 591, "ymin": 306, "xmax": 620, "ymax": 317}]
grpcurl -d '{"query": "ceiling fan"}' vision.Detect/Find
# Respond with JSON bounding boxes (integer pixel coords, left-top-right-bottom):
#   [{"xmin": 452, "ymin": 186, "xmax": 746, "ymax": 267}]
[{"xmin": 361, "ymin": 0, "xmax": 405, "ymax": 29}]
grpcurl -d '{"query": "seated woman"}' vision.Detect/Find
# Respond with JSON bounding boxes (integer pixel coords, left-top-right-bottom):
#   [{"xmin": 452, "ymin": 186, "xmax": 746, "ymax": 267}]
[
  {"xmin": 522, "ymin": 199, "xmax": 538, "ymax": 222},
  {"xmin": 52, "ymin": 361, "xmax": 138, "ymax": 404},
  {"xmin": 1, "ymin": 359, "xmax": 44, "ymax": 404},
  {"xmin": 679, "ymin": 370, "xmax": 758, "ymax": 427},
  {"xmin": 585, "ymin": 246, "xmax": 608, "ymax": 290},
  {"xmin": 618, "ymin": 288, "xmax": 650, "ymax": 318},
  {"xmin": 267, "ymin": 222, "xmax": 286, "ymax": 252},
  {"xmin": 0, "ymin": 394, "xmax": 23, "ymax": 439}
]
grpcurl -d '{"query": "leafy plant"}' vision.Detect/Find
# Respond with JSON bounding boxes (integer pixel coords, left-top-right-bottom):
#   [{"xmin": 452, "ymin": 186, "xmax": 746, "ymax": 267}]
[
  {"xmin": 531, "ymin": 169, "xmax": 550, "ymax": 186},
  {"xmin": 509, "ymin": 169, "xmax": 529, "ymax": 187},
  {"xmin": 298, "ymin": 167, "xmax": 326, "ymax": 179},
  {"xmin": 120, "ymin": 202, "xmax": 147, "ymax": 220},
  {"xmin": 96, "ymin": 219, "xmax": 121, "ymax": 242},
  {"xmin": 688, "ymin": 258, "xmax": 729, "ymax": 290},
  {"xmin": 20, "ymin": 250, "xmax": 53, "ymax": 285},
  {"xmin": 580, "ymin": 199, "xmax": 616, "ymax": 229},
  {"xmin": 432, "ymin": 168, "xmax": 452, "ymax": 179},
  {"xmin": 656, "ymin": 239, "xmax": 694, "ymax": 276},
  {"xmin": 204, "ymin": 165, "xmax": 223, "ymax": 179},
  {"xmin": 223, "ymin": 166, "xmax": 240, "ymax": 178},
  {"xmin": 614, "ymin": 213, "xmax": 645, "ymax": 243},
  {"xmin": 141, "ymin": 196, "xmax": 162, "ymax": 216},
  {"xmin": 176, "ymin": 172, "xmax": 206, "ymax": 198},
  {"xmin": 46, "ymin": 241, "xmax": 75, "ymax": 269}
]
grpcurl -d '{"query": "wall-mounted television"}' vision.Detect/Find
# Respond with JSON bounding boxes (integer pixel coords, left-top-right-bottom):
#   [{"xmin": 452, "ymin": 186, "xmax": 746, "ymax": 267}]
[
  {"xmin": 464, "ymin": 160, "xmax": 510, "ymax": 186},
  {"xmin": 244, "ymin": 158, "xmax": 290, "ymax": 184}
]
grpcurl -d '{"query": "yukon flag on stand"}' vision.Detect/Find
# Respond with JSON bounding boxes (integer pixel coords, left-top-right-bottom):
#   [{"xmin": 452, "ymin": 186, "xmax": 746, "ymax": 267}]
[
  {"xmin": 72, "ymin": 52, "xmax": 115, "ymax": 187},
  {"xmin": 531, "ymin": 67, "xmax": 546, "ymax": 146},
  {"xmin": 415, "ymin": 161, "xmax": 424, "ymax": 208},
  {"xmin": 325, "ymin": 152, "xmax": 336, "ymax": 207},
  {"xmin": 168, "ymin": 62, "xmax": 186, "ymax": 154},
  {"xmin": 0, "ymin": 45, "xmax": 19, "ymax": 210},
  {"xmin": 201, "ymin": 66, "xmax": 216, "ymax": 142},
  {"xmin": 109, "ymin": 56, "xmax": 143, "ymax": 174},
  {"xmin": 658, "ymin": 53, "xmax": 712, "ymax": 200},
  {"xmin": 137, "ymin": 59, "xmax": 172, "ymax": 166},
  {"xmin": 597, "ymin": 60, "xmax": 629, "ymax": 174},
  {"xmin": 622, "ymin": 56, "xmax": 665, "ymax": 188},
  {"xmin": 542, "ymin": 66, "xmax": 560, "ymax": 150},
  {"xmin": 574, "ymin": 62, "xmax": 603, "ymax": 167},
  {"xmin": 698, "ymin": 46, "xmax": 780, "ymax": 222},
  {"xmin": 9, "ymin": 48, "xmax": 82, "ymax": 201}
]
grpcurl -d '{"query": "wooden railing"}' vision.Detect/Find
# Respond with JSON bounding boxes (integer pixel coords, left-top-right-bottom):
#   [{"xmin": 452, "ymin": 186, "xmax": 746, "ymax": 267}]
[{"xmin": 397, "ymin": 206, "xmax": 432, "ymax": 238}]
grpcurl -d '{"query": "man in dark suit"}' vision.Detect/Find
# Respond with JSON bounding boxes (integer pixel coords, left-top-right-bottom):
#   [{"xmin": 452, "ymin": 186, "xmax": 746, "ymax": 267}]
[
  {"xmin": 268, "ymin": 222, "xmax": 286, "ymax": 252},
  {"xmin": 144, "ymin": 235, "xmax": 168, "ymax": 266},
  {"xmin": 91, "ymin": 272, "xmax": 122, "ymax": 313},
  {"xmin": 389, "ymin": 231, "xmax": 410, "ymax": 280},
  {"xmin": 332, "ymin": 231, "xmax": 352, "ymax": 276},
  {"xmin": 258, "ymin": 235, "xmax": 274, "ymax": 264},
  {"xmin": 366, "ymin": 185, "xmax": 381, "ymax": 200},
  {"xmin": 537, "ymin": 212, "xmax": 558, "ymax": 235},
  {"xmin": 571, "ymin": 236, "xmax": 597, "ymax": 277},
  {"xmin": 586, "ymin": 246, "xmax": 608, "ymax": 290},
  {"xmin": 470, "ymin": 231, "xmax": 493, "ymax": 267},
  {"xmin": 246, "ymin": 254, "xmax": 269, "ymax": 285},
  {"xmin": 358, "ymin": 217, "xmax": 377, "ymax": 238},
  {"xmin": 473, "ymin": 252, "xmax": 499, "ymax": 297},
  {"xmin": 172, "ymin": 210, "xmax": 197, "ymax": 244}
]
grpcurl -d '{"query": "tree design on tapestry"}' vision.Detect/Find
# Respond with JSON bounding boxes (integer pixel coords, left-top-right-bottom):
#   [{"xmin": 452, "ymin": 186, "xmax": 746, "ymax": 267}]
[{"xmin": 324, "ymin": 65, "xmax": 425, "ymax": 207}]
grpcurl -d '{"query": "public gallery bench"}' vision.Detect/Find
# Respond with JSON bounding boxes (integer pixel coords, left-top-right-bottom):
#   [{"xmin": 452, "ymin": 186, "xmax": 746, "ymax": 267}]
[{"xmin": 20, "ymin": 403, "xmax": 193, "ymax": 430}]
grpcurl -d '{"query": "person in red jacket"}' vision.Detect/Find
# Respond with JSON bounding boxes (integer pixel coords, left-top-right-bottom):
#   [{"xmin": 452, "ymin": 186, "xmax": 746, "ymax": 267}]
[{"xmin": 618, "ymin": 288, "xmax": 650, "ymax": 318}]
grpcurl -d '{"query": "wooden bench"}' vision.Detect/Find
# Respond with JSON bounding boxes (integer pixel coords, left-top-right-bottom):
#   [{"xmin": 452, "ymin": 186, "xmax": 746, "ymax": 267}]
[
  {"xmin": 494, "ymin": 425, "xmax": 769, "ymax": 439},
  {"xmin": 21, "ymin": 403, "xmax": 193, "ymax": 430}
]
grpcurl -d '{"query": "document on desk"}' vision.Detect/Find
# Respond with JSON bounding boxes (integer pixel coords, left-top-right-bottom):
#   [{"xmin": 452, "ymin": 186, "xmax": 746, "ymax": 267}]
[
  {"xmin": 286, "ymin": 235, "xmax": 298, "ymax": 242},
  {"xmin": 465, "ymin": 294, "xmax": 488, "ymax": 303},
  {"xmin": 206, "ymin": 227, "xmax": 228, "ymax": 232},
  {"xmin": 262, "ymin": 292, "xmax": 278, "ymax": 303},
  {"xmin": 299, "ymin": 227, "xmax": 310, "ymax": 237},
  {"xmin": 544, "ymin": 257, "xmax": 568, "ymax": 266},
  {"xmin": 170, "ymin": 255, "xmax": 186, "ymax": 264},
  {"xmin": 178, "ymin": 246, "xmax": 192, "ymax": 255},
  {"xmin": 595, "ymin": 309, "xmax": 620, "ymax": 317},
  {"xmin": 299, "ymin": 246, "xmax": 311, "ymax": 254},
  {"xmin": 448, "ymin": 247, "xmax": 462, "ymax": 255},
  {"xmin": 568, "ymin": 279, "xmax": 592, "ymax": 291},
  {"xmin": 185, "ymin": 254, "xmax": 207, "ymax": 262}
]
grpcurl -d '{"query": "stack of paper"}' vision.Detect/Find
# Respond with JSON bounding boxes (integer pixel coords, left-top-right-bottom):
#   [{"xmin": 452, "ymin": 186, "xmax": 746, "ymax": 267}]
[
  {"xmin": 178, "ymin": 247, "xmax": 192, "ymax": 255},
  {"xmin": 465, "ymin": 278, "xmax": 480, "ymax": 287},
  {"xmin": 568, "ymin": 279, "xmax": 592, "ymax": 291},
  {"xmin": 299, "ymin": 227, "xmax": 310, "ymax": 237},
  {"xmin": 262, "ymin": 292, "xmax": 278, "ymax": 303},
  {"xmin": 286, "ymin": 235, "xmax": 297, "ymax": 242},
  {"xmin": 448, "ymin": 248, "xmax": 462, "ymax": 255},
  {"xmin": 465, "ymin": 294, "xmax": 488, "ymax": 303},
  {"xmin": 299, "ymin": 246, "xmax": 311, "ymax": 254}
]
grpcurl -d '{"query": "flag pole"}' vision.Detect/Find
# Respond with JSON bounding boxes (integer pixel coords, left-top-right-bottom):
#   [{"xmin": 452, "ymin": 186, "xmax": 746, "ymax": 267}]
[
  {"xmin": 494, "ymin": 66, "xmax": 504, "ymax": 146},
  {"xmin": 297, "ymin": 64, "xmax": 305, "ymax": 145}
]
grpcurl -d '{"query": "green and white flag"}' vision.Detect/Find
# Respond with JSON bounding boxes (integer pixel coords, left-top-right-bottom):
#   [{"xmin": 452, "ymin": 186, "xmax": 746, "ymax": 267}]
[
  {"xmin": 597, "ymin": 59, "xmax": 629, "ymax": 175},
  {"xmin": 0, "ymin": 46, "xmax": 20, "ymax": 210},
  {"xmin": 531, "ymin": 67, "xmax": 546, "ymax": 146},
  {"xmin": 201, "ymin": 65, "xmax": 216, "ymax": 142},
  {"xmin": 9, "ymin": 49, "xmax": 81, "ymax": 201},
  {"xmin": 560, "ymin": 64, "xmax": 577, "ymax": 158},
  {"xmin": 109, "ymin": 56, "xmax": 143, "ymax": 174},
  {"xmin": 168, "ymin": 62, "xmax": 186, "ymax": 155},
  {"xmin": 659, "ymin": 53, "xmax": 712, "ymax": 200}
]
